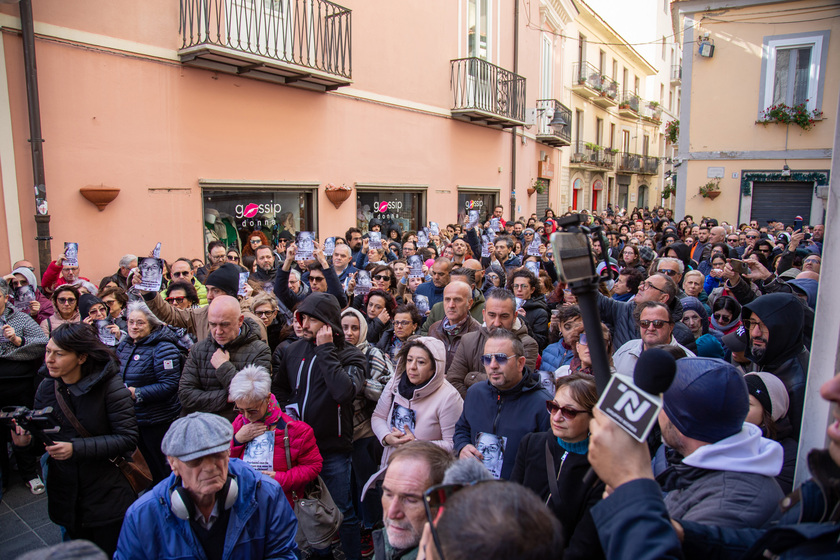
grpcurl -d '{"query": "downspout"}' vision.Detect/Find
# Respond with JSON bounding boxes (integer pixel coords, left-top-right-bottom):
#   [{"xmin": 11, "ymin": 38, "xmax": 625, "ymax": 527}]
[
  {"xmin": 509, "ymin": 0, "xmax": 519, "ymax": 223},
  {"xmin": 19, "ymin": 0, "xmax": 51, "ymax": 275}
]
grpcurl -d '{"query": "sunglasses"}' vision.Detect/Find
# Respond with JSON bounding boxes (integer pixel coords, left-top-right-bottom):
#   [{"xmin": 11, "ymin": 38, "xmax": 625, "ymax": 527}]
[
  {"xmin": 165, "ymin": 296, "xmax": 187, "ymax": 304},
  {"xmin": 546, "ymin": 400, "xmax": 589, "ymax": 420},
  {"xmin": 250, "ymin": 239, "xmax": 262, "ymax": 245},
  {"xmin": 657, "ymin": 269, "xmax": 678, "ymax": 277},
  {"xmin": 639, "ymin": 319, "xmax": 670, "ymax": 329},
  {"xmin": 372, "ymin": 274, "xmax": 392, "ymax": 282},
  {"xmin": 746, "ymin": 235, "xmax": 758, "ymax": 239},
  {"xmin": 713, "ymin": 313, "xmax": 732, "ymax": 323},
  {"xmin": 481, "ymin": 353, "xmax": 518, "ymax": 367},
  {"xmin": 227, "ymin": 255, "xmax": 240, "ymax": 262},
  {"xmin": 57, "ymin": 297, "xmax": 76, "ymax": 304}
]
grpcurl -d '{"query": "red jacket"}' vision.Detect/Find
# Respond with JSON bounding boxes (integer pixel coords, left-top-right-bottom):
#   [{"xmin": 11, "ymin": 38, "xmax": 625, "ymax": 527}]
[
  {"xmin": 231, "ymin": 395, "xmax": 323, "ymax": 505},
  {"xmin": 41, "ymin": 260, "xmax": 93, "ymax": 292}
]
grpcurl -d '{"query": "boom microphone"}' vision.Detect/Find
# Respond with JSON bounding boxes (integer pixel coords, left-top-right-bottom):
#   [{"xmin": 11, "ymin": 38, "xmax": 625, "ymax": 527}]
[{"xmin": 633, "ymin": 348, "xmax": 678, "ymax": 396}]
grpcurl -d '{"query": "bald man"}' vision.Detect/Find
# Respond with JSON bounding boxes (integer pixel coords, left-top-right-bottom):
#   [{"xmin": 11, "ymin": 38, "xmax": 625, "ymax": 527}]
[
  {"xmin": 426, "ymin": 281, "xmax": 481, "ymax": 369},
  {"xmin": 179, "ymin": 296, "xmax": 271, "ymax": 420},
  {"xmin": 701, "ymin": 226, "xmax": 736, "ymax": 261}
]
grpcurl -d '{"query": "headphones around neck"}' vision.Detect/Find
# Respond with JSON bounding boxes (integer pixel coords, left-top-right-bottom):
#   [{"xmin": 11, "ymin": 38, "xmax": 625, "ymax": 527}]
[{"xmin": 169, "ymin": 475, "xmax": 238, "ymax": 520}]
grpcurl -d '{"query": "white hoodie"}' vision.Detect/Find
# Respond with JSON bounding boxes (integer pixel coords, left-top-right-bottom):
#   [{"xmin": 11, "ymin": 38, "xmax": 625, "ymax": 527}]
[{"xmin": 683, "ymin": 422, "xmax": 783, "ymax": 477}]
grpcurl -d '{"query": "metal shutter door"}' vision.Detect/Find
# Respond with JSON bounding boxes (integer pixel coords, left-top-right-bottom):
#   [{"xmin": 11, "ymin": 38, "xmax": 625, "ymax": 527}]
[{"xmin": 749, "ymin": 182, "xmax": 812, "ymax": 227}]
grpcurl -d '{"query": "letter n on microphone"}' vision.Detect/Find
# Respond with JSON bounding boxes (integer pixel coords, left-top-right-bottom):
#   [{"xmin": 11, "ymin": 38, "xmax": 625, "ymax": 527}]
[{"xmin": 596, "ymin": 374, "xmax": 662, "ymax": 443}]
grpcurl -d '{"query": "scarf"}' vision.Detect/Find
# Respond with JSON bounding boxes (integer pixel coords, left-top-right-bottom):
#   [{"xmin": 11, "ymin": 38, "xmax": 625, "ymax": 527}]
[
  {"xmin": 557, "ymin": 436, "xmax": 590, "ymax": 455},
  {"xmin": 442, "ymin": 315, "xmax": 468, "ymax": 336},
  {"xmin": 710, "ymin": 317, "xmax": 741, "ymax": 335},
  {"xmin": 398, "ymin": 372, "xmax": 433, "ymax": 400}
]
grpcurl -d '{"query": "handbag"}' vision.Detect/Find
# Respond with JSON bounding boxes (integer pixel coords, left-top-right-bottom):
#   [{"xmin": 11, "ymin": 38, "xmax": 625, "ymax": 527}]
[
  {"xmin": 53, "ymin": 383, "xmax": 153, "ymax": 495},
  {"xmin": 283, "ymin": 421, "xmax": 343, "ymax": 549}
]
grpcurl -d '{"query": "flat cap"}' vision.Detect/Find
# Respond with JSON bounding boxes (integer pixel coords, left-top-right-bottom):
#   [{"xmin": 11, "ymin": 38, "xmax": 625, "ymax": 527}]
[{"xmin": 161, "ymin": 412, "xmax": 233, "ymax": 462}]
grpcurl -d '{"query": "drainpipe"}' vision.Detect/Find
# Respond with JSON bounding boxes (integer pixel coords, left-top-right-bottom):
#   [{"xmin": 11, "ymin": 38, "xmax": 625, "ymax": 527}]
[
  {"xmin": 509, "ymin": 0, "xmax": 519, "ymax": 223},
  {"xmin": 19, "ymin": 0, "xmax": 51, "ymax": 275}
]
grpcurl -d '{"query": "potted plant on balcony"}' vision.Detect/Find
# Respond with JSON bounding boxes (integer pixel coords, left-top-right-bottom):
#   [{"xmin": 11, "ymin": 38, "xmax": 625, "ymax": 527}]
[
  {"xmin": 605, "ymin": 147, "xmax": 619, "ymax": 155},
  {"xmin": 699, "ymin": 179, "xmax": 721, "ymax": 200},
  {"xmin": 758, "ymin": 102, "xmax": 823, "ymax": 131},
  {"xmin": 324, "ymin": 183, "xmax": 353, "ymax": 209},
  {"xmin": 665, "ymin": 120, "xmax": 679, "ymax": 144},
  {"xmin": 528, "ymin": 178, "xmax": 548, "ymax": 196},
  {"xmin": 662, "ymin": 183, "xmax": 676, "ymax": 200}
]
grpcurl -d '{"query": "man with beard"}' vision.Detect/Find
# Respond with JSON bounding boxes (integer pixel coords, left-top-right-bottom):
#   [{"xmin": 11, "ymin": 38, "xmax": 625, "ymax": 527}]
[
  {"xmin": 250, "ymin": 245, "xmax": 279, "ymax": 292},
  {"xmin": 741, "ymin": 293, "xmax": 809, "ymax": 439},
  {"xmin": 374, "ymin": 442, "xmax": 454, "ymax": 559}
]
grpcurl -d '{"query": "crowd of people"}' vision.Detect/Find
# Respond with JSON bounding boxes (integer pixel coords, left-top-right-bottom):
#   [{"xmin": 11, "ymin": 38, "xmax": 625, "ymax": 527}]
[{"xmin": 0, "ymin": 202, "xmax": 835, "ymax": 560}]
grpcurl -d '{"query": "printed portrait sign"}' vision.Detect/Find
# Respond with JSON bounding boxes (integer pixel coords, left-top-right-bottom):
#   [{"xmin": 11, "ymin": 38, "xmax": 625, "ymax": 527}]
[
  {"xmin": 476, "ymin": 432, "xmax": 507, "ymax": 480},
  {"xmin": 137, "ymin": 258, "xmax": 164, "ymax": 292},
  {"xmin": 63, "ymin": 243, "xmax": 79, "ymax": 267},
  {"xmin": 295, "ymin": 231, "xmax": 315, "ymax": 261}
]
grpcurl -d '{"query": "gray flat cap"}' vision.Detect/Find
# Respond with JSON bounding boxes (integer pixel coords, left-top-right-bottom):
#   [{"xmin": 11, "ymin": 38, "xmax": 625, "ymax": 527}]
[{"xmin": 161, "ymin": 412, "xmax": 233, "ymax": 462}]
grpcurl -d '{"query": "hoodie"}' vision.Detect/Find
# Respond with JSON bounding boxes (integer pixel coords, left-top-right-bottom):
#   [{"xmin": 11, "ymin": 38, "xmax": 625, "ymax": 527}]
[
  {"xmin": 787, "ymin": 278, "xmax": 818, "ymax": 310},
  {"xmin": 743, "ymin": 293, "xmax": 809, "ymax": 436},
  {"xmin": 272, "ymin": 293, "xmax": 367, "ymax": 454},
  {"xmin": 655, "ymin": 424, "xmax": 784, "ymax": 528},
  {"xmin": 11, "ymin": 266, "xmax": 54, "ymax": 324},
  {"xmin": 371, "ymin": 337, "xmax": 463, "ymax": 466}
]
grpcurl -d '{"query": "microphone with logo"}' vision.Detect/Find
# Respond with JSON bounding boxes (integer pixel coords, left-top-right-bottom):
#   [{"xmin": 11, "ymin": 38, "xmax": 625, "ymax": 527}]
[{"xmin": 583, "ymin": 348, "xmax": 677, "ymax": 486}]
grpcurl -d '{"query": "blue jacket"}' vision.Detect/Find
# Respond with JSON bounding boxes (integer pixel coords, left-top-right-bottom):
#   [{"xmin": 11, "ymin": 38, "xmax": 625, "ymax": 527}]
[
  {"xmin": 116, "ymin": 327, "xmax": 182, "ymax": 426},
  {"xmin": 114, "ymin": 458, "xmax": 299, "ymax": 560},
  {"xmin": 453, "ymin": 369, "xmax": 552, "ymax": 480},
  {"xmin": 415, "ymin": 281, "xmax": 445, "ymax": 309},
  {"xmin": 540, "ymin": 339, "xmax": 575, "ymax": 372}
]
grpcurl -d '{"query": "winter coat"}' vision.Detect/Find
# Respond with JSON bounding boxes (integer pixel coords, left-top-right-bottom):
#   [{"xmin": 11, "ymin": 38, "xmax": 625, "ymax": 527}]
[
  {"xmin": 114, "ymin": 458, "xmax": 298, "ymax": 560},
  {"xmin": 34, "ymin": 359, "xmax": 139, "ymax": 532},
  {"xmin": 275, "ymin": 265, "xmax": 347, "ymax": 309},
  {"xmin": 10, "ymin": 266, "xmax": 54, "ymax": 324},
  {"xmin": 414, "ymin": 281, "xmax": 446, "ymax": 309},
  {"xmin": 41, "ymin": 260, "xmax": 95, "ymax": 292},
  {"xmin": 521, "ymin": 294, "xmax": 550, "ymax": 351},
  {"xmin": 0, "ymin": 305, "xmax": 48, "ymax": 380},
  {"xmin": 511, "ymin": 432, "xmax": 604, "ymax": 560},
  {"xmin": 143, "ymin": 291, "xmax": 268, "ymax": 343},
  {"xmin": 597, "ymin": 291, "xmax": 693, "ymax": 351},
  {"xmin": 371, "ymin": 337, "xmax": 464, "ymax": 466},
  {"xmin": 678, "ymin": 448, "xmax": 840, "ymax": 560},
  {"xmin": 271, "ymin": 292, "xmax": 367, "ymax": 455},
  {"xmin": 116, "ymin": 326, "xmax": 182, "ymax": 425},
  {"xmin": 613, "ymin": 337, "xmax": 696, "ymax": 376},
  {"xmin": 426, "ymin": 315, "xmax": 481, "ymax": 370},
  {"xmin": 540, "ymin": 339, "xmax": 575, "ymax": 373},
  {"xmin": 446, "ymin": 319, "xmax": 540, "ymax": 398},
  {"xmin": 178, "ymin": 320, "xmax": 271, "ymax": 421},
  {"xmin": 231, "ymin": 395, "xmax": 322, "ymax": 505},
  {"xmin": 419, "ymin": 288, "xmax": 486, "ymax": 335},
  {"xmin": 40, "ymin": 309, "xmax": 80, "ymax": 336},
  {"xmin": 743, "ymin": 293, "xmax": 810, "ymax": 436},
  {"xmin": 453, "ymin": 369, "xmax": 552, "ymax": 480},
  {"xmin": 654, "ymin": 424, "xmax": 784, "ymax": 528}
]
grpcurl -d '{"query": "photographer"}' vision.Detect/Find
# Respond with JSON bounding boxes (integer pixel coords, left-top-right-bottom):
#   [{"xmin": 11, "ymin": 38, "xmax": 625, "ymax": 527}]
[{"xmin": 0, "ymin": 277, "xmax": 49, "ymax": 495}]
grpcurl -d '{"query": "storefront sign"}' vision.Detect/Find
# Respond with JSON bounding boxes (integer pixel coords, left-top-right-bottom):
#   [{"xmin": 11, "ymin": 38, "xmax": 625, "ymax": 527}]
[
  {"xmin": 538, "ymin": 161, "xmax": 555, "ymax": 180},
  {"xmin": 233, "ymin": 202, "xmax": 284, "ymax": 228}
]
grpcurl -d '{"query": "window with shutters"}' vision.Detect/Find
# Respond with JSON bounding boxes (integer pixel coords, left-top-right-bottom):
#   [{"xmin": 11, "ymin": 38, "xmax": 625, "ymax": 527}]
[{"xmin": 759, "ymin": 31, "xmax": 829, "ymax": 114}]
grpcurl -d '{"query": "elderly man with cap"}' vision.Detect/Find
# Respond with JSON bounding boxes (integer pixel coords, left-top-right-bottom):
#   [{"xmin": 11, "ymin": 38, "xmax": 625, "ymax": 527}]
[
  {"xmin": 136, "ymin": 262, "xmax": 267, "ymax": 343},
  {"xmin": 653, "ymin": 357, "xmax": 784, "ymax": 528},
  {"xmin": 114, "ymin": 412, "xmax": 298, "ymax": 560}
]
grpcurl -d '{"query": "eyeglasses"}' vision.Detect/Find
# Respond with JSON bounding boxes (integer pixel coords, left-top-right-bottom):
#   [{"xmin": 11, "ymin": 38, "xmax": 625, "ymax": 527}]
[
  {"xmin": 639, "ymin": 281, "xmax": 665, "ymax": 294},
  {"xmin": 165, "ymin": 296, "xmax": 187, "ymax": 304},
  {"xmin": 234, "ymin": 403, "xmax": 265, "ymax": 416},
  {"xmin": 657, "ymin": 269, "xmax": 678, "ymax": 277},
  {"xmin": 255, "ymin": 310, "xmax": 276, "ymax": 317},
  {"xmin": 172, "ymin": 271, "xmax": 191, "ymax": 278},
  {"xmin": 639, "ymin": 319, "xmax": 670, "ymax": 329},
  {"xmin": 372, "ymin": 274, "xmax": 391, "ymax": 282},
  {"xmin": 804, "ymin": 258, "xmax": 820, "ymax": 264},
  {"xmin": 747, "ymin": 319, "xmax": 767, "ymax": 331},
  {"xmin": 546, "ymin": 400, "xmax": 589, "ymax": 420},
  {"xmin": 102, "ymin": 299, "xmax": 117, "ymax": 306},
  {"xmin": 713, "ymin": 313, "xmax": 732, "ymax": 323},
  {"xmin": 57, "ymin": 297, "xmax": 76, "ymax": 304},
  {"xmin": 227, "ymin": 255, "xmax": 240, "ymax": 262},
  {"xmin": 480, "ymin": 353, "xmax": 518, "ymax": 366},
  {"xmin": 577, "ymin": 333, "xmax": 588, "ymax": 345},
  {"xmin": 393, "ymin": 320, "xmax": 414, "ymax": 328}
]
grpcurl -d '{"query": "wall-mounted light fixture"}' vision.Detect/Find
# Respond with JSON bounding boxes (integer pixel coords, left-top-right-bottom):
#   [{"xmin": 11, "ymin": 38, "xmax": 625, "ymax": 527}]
[{"xmin": 698, "ymin": 34, "xmax": 715, "ymax": 58}]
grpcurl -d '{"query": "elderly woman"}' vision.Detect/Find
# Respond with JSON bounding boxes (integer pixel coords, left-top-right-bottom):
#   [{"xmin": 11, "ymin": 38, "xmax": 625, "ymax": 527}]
[
  {"xmin": 115, "ymin": 301, "xmax": 182, "ymax": 483},
  {"xmin": 511, "ymin": 373, "xmax": 603, "ymax": 555},
  {"xmin": 98, "ymin": 286, "xmax": 129, "ymax": 329},
  {"xmin": 229, "ymin": 365, "xmax": 322, "ymax": 505},
  {"xmin": 681, "ymin": 296, "xmax": 725, "ymax": 358},
  {"xmin": 682, "ymin": 270, "xmax": 709, "ymax": 311},
  {"xmin": 80, "ymin": 293, "xmax": 124, "ymax": 346},
  {"xmin": 371, "ymin": 337, "xmax": 463, "ymax": 467},
  {"xmin": 250, "ymin": 293, "xmax": 283, "ymax": 353},
  {"xmin": 376, "ymin": 303, "xmax": 423, "ymax": 367},
  {"xmin": 40, "ymin": 284, "xmax": 81, "ymax": 335}
]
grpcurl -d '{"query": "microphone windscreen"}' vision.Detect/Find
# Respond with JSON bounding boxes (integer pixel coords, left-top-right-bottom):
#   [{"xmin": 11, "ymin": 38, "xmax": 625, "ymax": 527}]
[{"xmin": 634, "ymin": 348, "xmax": 678, "ymax": 395}]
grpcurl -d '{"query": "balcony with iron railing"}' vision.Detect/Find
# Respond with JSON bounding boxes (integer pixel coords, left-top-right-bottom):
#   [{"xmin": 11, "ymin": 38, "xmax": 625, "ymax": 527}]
[
  {"xmin": 570, "ymin": 141, "xmax": 616, "ymax": 169},
  {"xmin": 572, "ymin": 61, "xmax": 607, "ymax": 100},
  {"xmin": 592, "ymin": 76, "xmax": 619, "ymax": 108},
  {"xmin": 617, "ymin": 152, "xmax": 641, "ymax": 173},
  {"xmin": 618, "ymin": 90, "xmax": 641, "ymax": 118},
  {"xmin": 451, "ymin": 58, "xmax": 526, "ymax": 128},
  {"xmin": 671, "ymin": 64, "xmax": 682, "ymax": 85},
  {"xmin": 178, "ymin": 0, "xmax": 352, "ymax": 91},
  {"xmin": 639, "ymin": 99, "xmax": 664, "ymax": 123},
  {"xmin": 640, "ymin": 155, "xmax": 660, "ymax": 174},
  {"xmin": 535, "ymin": 99, "xmax": 572, "ymax": 147}
]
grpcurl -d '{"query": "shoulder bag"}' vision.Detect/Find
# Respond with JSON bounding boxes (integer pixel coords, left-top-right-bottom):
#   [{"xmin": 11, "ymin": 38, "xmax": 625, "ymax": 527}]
[
  {"xmin": 283, "ymin": 420, "xmax": 343, "ymax": 549},
  {"xmin": 53, "ymin": 383, "xmax": 153, "ymax": 495}
]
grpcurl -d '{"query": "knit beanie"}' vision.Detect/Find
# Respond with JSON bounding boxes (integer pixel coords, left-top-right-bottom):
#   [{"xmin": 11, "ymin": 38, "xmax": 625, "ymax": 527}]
[
  {"xmin": 694, "ymin": 334, "xmax": 725, "ymax": 359},
  {"xmin": 639, "ymin": 246, "xmax": 656, "ymax": 263},
  {"xmin": 744, "ymin": 372, "xmax": 790, "ymax": 422},
  {"xmin": 663, "ymin": 357, "xmax": 748, "ymax": 443},
  {"xmin": 205, "ymin": 263, "xmax": 239, "ymax": 296},
  {"xmin": 78, "ymin": 293, "xmax": 103, "ymax": 320}
]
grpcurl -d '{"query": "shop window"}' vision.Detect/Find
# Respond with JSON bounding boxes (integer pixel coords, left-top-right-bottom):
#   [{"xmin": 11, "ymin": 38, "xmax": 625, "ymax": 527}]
[{"xmin": 356, "ymin": 190, "xmax": 426, "ymax": 235}]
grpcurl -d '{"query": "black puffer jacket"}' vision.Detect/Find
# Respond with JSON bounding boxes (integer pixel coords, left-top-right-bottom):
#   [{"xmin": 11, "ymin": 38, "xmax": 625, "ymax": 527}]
[
  {"xmin": 178, "ymin": 319, "xmax": 271, "ymax": 420},
  {"xmin": 34, "ymin": 359, "xmax": 138, "ymax": 532},
  {"xmin": 521, "ymin": 294, "xmax": 550, "ymax": 351},
  {"xmin": 272, "ymin": 293, "xmax": 366, "ymax": 455},
  {"xmin": 116, "ymin": 326, "xmax": 182, "ymax": 426}
]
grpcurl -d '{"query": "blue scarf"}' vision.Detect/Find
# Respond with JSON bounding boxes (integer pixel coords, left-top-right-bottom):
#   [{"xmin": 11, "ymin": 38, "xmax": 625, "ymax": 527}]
[{"xmin": 557, "ymin": 436, "xmax": 590, "ymax": 455}]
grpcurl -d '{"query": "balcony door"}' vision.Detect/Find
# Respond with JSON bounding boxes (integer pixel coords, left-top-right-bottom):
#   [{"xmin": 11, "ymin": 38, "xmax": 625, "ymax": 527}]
[
  {"xmin": 464, "ymin": 0, "xmax": 494, "ymax": 111},
  {"xmin": 229, "ymin": 0, "xmax": 312, "ymax": 63}
]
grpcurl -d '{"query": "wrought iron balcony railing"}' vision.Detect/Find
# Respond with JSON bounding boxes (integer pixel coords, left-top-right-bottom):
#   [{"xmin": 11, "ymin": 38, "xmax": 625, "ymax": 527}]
[
  {"xmin": 640, "ymin": 155, "xmax": 660, "ymax": 174},
  {"xmin": 179, "ymin": 0, "xmax": 351, "ymax": 88},
  {"xmin": 535, "ymin": 99, "xmax": 572, "ymax": 146},
  {"xmin": 617, "ymin": 152, "xmax": 641, "ymax": 173},
  {"xmin": 570, "ymin": 141, "xmax": 616, "ymax": 168},
  {"xmin": 451, "ymin": 57, "xmax": 526, "ymax": 127},
  {"xmin": 671, "ymin": 64, "xmax": 682, "ymax": 83},
  {"xmin": 619, "ymin": 91, "xmax": 641, "ymax": 113}
]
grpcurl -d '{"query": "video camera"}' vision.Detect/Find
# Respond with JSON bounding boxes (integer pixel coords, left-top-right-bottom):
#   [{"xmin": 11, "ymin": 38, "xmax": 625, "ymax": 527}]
[{"xmin": 0, "ymin": 406, "xmax": 61, "ymax": 445}]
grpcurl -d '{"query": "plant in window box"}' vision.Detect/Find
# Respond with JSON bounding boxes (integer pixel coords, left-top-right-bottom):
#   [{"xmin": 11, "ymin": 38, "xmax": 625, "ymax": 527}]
[
  {"xmin": 528, "ymin": 179, "xmax": 548, "ymax": 196},
  {"xmin": 662, "ymin": 183, "xmax": 676, "ymax": 200},
  {"xmin": 699, "ymin": 179, "xmax": 721, "ymax": 200},
  {"xmin": 584, "ymin": 142, "xmax": 603, "ymax": 152},
  {"xmin": 324, "ymin": 183, "xmax": 353, "ymax": 208},
  {"xmin": 759, "ymin": 102, "xmax": 822, "ymax": 131},
  {"xmin": 605, "ymin": 147, "xmax": 619, "ymax": 155},
  {"xmin": 665, "ymin": 120, "xmax": 679, "ymax": 144}
]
